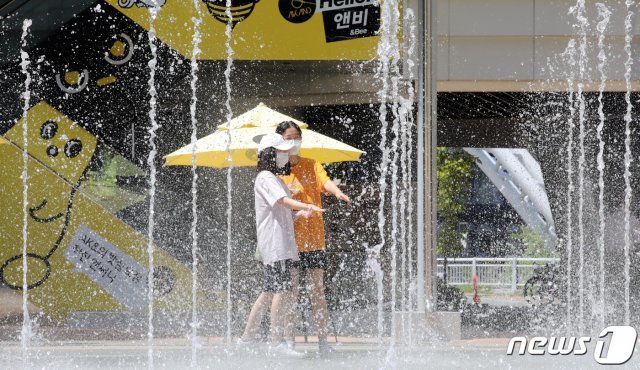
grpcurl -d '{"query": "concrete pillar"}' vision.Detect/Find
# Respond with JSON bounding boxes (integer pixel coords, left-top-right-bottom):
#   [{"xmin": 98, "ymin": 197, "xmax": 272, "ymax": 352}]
[{"xmin": 405, "ymin": 0, "xmax": 461, "ymax": 344}]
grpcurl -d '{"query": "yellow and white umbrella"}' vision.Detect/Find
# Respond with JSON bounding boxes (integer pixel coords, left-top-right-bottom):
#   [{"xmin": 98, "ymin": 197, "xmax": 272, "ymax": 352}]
[
  {"xmin": 163, "ymin": 103, "xmax": 364, "ymax": 168},
  {"xmin": 217, "ymin": 102, "xmax": 308, "ymax": 130}
]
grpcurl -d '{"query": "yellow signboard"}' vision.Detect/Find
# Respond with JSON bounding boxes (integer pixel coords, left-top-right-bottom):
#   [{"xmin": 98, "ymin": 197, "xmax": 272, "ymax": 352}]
[
  {"xmin": 0, "ymin": 102, "xmax": 219, "ymax": 321},
  {"xmin": 106, "ymin": 0, "xmax": 381, "ymax": 60}
]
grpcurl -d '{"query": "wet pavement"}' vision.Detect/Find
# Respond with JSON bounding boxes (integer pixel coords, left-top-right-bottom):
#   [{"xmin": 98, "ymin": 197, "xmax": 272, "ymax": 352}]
[
  {"xmin": 1, "ymin": 288, "xmax": 638, "ymax": 369},
  {"xmin": 1, "ymin": 335, "xmax": 637, "ymax": 369}
]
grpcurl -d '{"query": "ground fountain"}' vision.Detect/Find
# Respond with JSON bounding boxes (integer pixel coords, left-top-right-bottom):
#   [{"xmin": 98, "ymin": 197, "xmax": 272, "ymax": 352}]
[
  {"xmin": 553, "ymin": 0, "xmax": 639, "ymax": 336},
  {"xmin": 18, "ymin": 19, "xmax": 34, "ymax": 364},
  {"xmin": 146, "ymin": 3, "xmax": 161, "ymax": 366},
  {"xmin": 595, "ymin": 2, "xmax": 610, "ymax": 330},
  {"xmin": 221, "ymin": 0, "xmax": 235, "ymax": 349},
  {"xmin": 622, "ymin": 0, "xmax": 634, "ymax": 327},
  {"xmin": 187, "ymin": 0, "xmax": 203, "ymax": 366}
]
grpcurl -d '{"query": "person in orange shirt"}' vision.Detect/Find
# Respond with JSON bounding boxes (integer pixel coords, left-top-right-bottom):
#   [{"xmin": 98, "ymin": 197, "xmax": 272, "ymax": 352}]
[
  {"xmin": 238, "ymin": 121, "xmax": 351, "ymax": 356},
  {"xmin": 279, "ymin": 121, "xmax": 351, "ymax": 354}
]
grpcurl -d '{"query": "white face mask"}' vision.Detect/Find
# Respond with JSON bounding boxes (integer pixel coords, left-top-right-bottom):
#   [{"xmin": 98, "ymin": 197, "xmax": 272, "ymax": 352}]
[
  {"xmin": 276, "ymin": 152, "xmax": 290, "ymax": 168},
  {"xmin": 290, "ymin": 140, "xmax": 302, "ymax": 155}
]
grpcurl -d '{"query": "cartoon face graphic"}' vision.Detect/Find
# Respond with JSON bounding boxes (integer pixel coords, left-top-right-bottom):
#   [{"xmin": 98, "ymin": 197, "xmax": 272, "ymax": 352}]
[
  {"xmin": 29, "ymin": 3, "xmax": 189, "ymax": 166},
  {"xmin": 0, "ymin": 102, "xmax": 97, "ymax": 290},
  {"xmin": 54, "ymin": 32, "xmax": 136, "ymax": 95},
  {"xmin": 5, "ymin": 102, "xmax": 97, "ymax": 184}
]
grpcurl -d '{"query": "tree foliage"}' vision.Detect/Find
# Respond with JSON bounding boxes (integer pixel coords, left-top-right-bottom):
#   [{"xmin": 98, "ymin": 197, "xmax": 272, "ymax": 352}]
[
  {"xmin": 437, "ymin": 147, "xmax": 476, "ymax": 256},
  {"xmin": 512, "ymin": 225, "xmax": 556, "ymax": 258}
]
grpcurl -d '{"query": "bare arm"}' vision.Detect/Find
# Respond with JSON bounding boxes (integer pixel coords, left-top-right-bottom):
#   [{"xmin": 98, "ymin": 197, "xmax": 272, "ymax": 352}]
[
  {"xmin": 323, "ymin": 180, "xmax": 351, "ymax": 203},
  {"xmin": 278, "ymin": 196, "xmax": 325, "ymax": 213}
]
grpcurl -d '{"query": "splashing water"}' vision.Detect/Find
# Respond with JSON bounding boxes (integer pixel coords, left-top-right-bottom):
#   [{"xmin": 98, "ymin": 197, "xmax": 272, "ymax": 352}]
[
  {"xmin": 569, "ymin": 0, "xmax": 587, "ymax": 333},
  {"xmin": 623, "ymin": 0, "xmax": 633, "ymax": 326},
  {"xmin": 388, "ymin": 7, "xmax": 402, "ymax": 350},
  {"xmin": 405, "ymin": 17, "xmax": 417, "ymax": 314},
  {"xmin": 19, "ymin": 18, "xmax": 32, "ymax": 353},
  {"xmin": 563, "ymin": 38, "xmax": 577, "ymax": 332},
  {"xmin": 189, "ymin": 0, "xmax": 203, "ymax": 366},
  {"xmin": 373, "ymin": 0, "xmax": 401, "ymax": 348},
  {"xmin": 595, "ymin": 2, "xmax": 610, "ymax": 330},
  {"xmin": 146, "ymin": 4, "xmax": 160, "ymax": 368},
  {"xmin": 223, "ymin": 0, "xmax": 235, "ymax": 347},
  {"xmin": 399, "ymin": 7, "xmax": 417, "ymax": 342},
  {"xmin": 365, "ymin": 256, "xmax": 384, "ymax": 345}
]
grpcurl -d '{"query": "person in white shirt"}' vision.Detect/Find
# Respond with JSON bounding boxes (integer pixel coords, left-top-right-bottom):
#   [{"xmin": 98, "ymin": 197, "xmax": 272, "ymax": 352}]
[{"xmin": 242, "ymin": 133, "xmax": 324, "ymax": 357}]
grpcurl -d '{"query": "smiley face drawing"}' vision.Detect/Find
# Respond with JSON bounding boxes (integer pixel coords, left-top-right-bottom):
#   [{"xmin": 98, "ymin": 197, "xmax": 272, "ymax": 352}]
[
  {"xmin": 53, "ymin": 32, "xmax": 135, "ymax": 95},
  {"xmin": 30, "ymin": 3, "xmax": 190, "ymax": 166},
  {"xmin": 44, "ymin": 29, "xmax": 144, "ymax": 164},
  {"xmin": 0, "ymin": 101, "xmax": 97, "ymax": 291}
]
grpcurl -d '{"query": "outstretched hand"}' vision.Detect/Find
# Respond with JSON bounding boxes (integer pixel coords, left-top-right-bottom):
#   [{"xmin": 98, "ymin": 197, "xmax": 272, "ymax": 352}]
[
  {"xmin": 295, "ymin": 204, "xmax": 325, "ymax": 219},
  {"xmin": 308, "ymin": 204, "xmax": 326, "ymax": 213},
  {"xmin": 335, "ymin": 191, "xmax": 351, "ymax": 204}
]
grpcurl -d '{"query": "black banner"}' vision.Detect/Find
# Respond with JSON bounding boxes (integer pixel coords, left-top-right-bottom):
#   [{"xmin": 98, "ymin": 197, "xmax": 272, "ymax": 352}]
[{"xmin": 322, "ymin": 3, "xmax": 380, "ymax": 43}]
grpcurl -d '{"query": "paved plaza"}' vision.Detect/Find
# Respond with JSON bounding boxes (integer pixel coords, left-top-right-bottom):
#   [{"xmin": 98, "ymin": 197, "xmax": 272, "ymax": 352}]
[{"xmin": 1, "ymin": 334, "xmax": 635, "ymax": 369}]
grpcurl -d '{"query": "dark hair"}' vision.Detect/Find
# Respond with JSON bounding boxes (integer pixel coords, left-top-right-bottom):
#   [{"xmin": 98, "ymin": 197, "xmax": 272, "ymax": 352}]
[
  {"xmin": 256, "ymin": 147, "xmax": 290, "ymax": 176},
  {"xmin": 275, "ymin": 121, "xmax": 302, "ymax": 136}
]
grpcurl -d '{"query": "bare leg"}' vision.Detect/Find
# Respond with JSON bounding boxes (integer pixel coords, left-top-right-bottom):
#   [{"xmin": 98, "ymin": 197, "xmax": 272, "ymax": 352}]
[
  {"xmin": 270, "ymin": 291, "xmax": 295, "ymax": 345},
  {"xmin": 308, "ymin": 268, "xmax": 329, "ymax": 343},
  {"xmin": 241, "ymin": 292, "xmax": 273, "ymax": 341},
  {"xmin": 285, "ymin": 268, "xmax": 300, "ymax": 343}
]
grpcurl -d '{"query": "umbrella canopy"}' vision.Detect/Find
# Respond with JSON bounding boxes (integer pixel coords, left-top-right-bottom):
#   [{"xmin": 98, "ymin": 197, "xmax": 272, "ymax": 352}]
[
  {"xmin": 217, "ymin": 102, "xmax": 308, "ymax": 130},
  {"xmin": 163, "ymin": 127, "xmax": 364, "ymax": 168}
]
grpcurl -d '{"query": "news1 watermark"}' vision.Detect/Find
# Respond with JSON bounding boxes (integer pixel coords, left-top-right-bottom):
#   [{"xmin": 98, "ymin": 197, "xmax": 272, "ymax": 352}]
[{"xmin": 507, "ymin": 326, "xmax": 637, "ymax": 365}]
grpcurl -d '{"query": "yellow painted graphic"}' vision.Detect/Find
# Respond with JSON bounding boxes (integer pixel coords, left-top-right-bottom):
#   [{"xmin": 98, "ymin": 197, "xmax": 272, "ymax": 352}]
[
  {"xmin": 106, "ymin": 0, "xmax": 380, "ymax": 60},
  {"xmin": 0, "ymin": 102, "xmax": 219, "ymax": 322}
]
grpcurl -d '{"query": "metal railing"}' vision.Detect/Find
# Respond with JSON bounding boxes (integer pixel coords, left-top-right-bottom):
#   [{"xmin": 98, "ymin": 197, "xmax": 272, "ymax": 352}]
[{"xmin": 436, "ymin": 257, "xmax": 559, "ymax": 291}]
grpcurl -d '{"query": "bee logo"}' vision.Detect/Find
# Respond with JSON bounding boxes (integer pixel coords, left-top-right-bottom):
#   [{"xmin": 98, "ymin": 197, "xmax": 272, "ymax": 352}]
[{"xmin": 202, "ymin": 0, "xmax": 260, "ymax": 29}]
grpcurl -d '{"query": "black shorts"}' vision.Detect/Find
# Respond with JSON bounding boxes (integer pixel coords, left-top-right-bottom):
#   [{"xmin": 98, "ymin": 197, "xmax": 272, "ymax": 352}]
[
  {"xmin": 298, "ymin": 250, "xmax": 327, "ymax": 271},
  {"xmin": 263, "ymin": 259, "xmax": 297, "ymax": 292}
]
